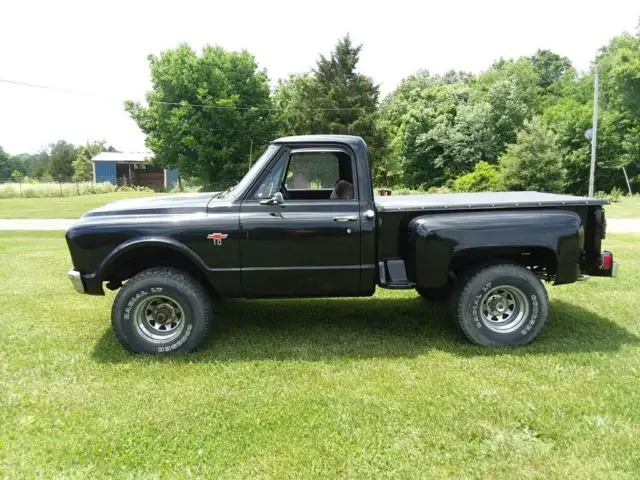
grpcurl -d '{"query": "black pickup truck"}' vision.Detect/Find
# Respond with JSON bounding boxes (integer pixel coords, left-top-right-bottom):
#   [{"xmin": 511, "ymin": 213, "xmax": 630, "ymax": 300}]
[{"xmin": 66, "ymin": 135, "xmax": 618, "ymax": 354}]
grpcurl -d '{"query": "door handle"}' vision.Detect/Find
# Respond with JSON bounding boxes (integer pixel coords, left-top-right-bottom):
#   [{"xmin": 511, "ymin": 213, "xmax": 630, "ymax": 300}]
[{"xmin": 333, "ymin": 215, "xmax": 357, "ymax": 222}]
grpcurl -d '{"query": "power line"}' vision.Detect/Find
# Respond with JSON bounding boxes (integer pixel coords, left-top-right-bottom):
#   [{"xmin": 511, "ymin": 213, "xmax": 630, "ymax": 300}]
[{"xmin": 0, "ymin": 77, "xmax": 378, "ymax": 112}]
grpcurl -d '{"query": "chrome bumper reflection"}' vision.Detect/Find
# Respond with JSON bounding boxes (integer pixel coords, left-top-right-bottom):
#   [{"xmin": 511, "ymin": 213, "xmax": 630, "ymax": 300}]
[
  {"xmin": 612, "ymin": 262, "xmax": 619, "ymax": 278},
  {"xmin": 67, "ymin": 269, "xmax": 85, "ymax": 293}
]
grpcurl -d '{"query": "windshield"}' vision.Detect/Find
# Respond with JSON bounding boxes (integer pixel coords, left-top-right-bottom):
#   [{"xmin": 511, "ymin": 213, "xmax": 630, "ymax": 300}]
[{"xmin": 215, "ymin": 144, "xmax": 280, "ymax": 199}]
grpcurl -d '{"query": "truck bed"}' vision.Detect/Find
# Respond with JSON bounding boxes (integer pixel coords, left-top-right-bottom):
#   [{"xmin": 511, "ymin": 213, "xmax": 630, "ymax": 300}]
[{"xmin": 375, "ymin": 191, "xmax": 608, "ymax": 212}]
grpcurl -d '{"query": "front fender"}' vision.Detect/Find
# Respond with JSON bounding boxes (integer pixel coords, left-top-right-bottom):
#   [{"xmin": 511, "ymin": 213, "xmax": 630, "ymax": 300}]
[
  {"xmin": 408, "ymin": 210, "xmax": 583, "ymax": 288},
  {"xmin": 96, "ymin": 236, "xmax": 211, "ymax": 280}
]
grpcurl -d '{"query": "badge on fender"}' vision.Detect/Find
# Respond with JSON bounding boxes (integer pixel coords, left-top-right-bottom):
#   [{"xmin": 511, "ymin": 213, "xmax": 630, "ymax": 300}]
[{"xmin": 206, "ymin": 232, "xmax": 228, "ymax": 246}]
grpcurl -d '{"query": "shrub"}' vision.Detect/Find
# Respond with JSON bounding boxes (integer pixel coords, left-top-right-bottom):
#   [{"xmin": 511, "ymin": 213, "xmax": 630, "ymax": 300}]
[
  {"xmin": 609, "ymin": 187, "xmax": 623, "ymax": 203},
  {"xmin": 427, "ymin": 186, "xmax": 453, "ymax": 194},
  {"xmin": 595, "ymin": 187, "xmax": 623, "ymax": 203},
  {"xmin": 167, "ymin": 184, "xmax": 202, "ymax": 193},
  {"xmin": 498, "ymin": 117, "xmax": 565, "ymax": 192},
  {"xmin": 452, "ymin": 162, "xmax": 504, "ymax": 192},
  {"xmin": 115, "ymin": 185, "xmax": 155, "ymax": 193}
]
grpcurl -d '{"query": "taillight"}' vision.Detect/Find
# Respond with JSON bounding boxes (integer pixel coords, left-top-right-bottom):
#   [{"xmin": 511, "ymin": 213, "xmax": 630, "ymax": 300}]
[{"xmin": 600, "ymin": 251, "xmax": 613, "ymax": 270}]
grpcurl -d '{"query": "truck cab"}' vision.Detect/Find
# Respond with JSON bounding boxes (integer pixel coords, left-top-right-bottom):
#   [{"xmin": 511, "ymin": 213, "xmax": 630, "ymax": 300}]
[{"xmin": 66, "ymin": 135, "xmax": 617, "ymax": 355}]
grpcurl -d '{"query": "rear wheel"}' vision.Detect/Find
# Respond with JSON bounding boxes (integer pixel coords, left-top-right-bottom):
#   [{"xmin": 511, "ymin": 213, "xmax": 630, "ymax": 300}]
[
  {"xmin": 451, "ymin": 263, "xmax": 548, "ymax": 346},
  {"xmin": 111, "ymin": 267, "xmax": 212, "ymax": 354}
]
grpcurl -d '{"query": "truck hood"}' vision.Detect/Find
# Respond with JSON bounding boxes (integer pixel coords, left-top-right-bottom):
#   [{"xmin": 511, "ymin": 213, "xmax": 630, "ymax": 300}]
[{"xmin": 83, "ymin": 192, "xmax": 220, "ymax": 218}]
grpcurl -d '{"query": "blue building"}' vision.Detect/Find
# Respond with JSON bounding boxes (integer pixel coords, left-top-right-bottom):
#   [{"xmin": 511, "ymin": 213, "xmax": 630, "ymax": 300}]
[{"xmin": 92, "ymin": 152, "xmax": 179, "ymax": 191}]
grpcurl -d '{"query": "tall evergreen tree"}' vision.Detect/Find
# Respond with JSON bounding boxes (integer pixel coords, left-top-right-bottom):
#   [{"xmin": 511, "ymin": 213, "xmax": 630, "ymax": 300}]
[{"xmin": 275, "ymin": 36, "xmax": 388, "ymax": 183}]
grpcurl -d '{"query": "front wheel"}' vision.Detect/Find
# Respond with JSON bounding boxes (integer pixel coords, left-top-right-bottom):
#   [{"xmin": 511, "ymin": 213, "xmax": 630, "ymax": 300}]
[
  {"xmin": 111, "ymin": 267, "xmax": 212, "ymax": 355},
  {"xmin": 451, "ymin": 263, "xmax": 548, "ymax": 346}
]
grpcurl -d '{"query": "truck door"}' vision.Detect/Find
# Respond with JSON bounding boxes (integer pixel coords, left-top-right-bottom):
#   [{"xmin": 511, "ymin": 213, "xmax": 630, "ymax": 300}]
[{"xmin": 239, "ymin": 146, "xmax": 364, "ymax": 296}]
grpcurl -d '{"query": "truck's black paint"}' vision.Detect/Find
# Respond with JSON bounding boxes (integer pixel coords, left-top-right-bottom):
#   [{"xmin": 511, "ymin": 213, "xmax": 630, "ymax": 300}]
[
  {"xmin": 407, "ymin": 210, "xmax": 583, "ymax": 288},
  {"xmin": 65, "ymin": 135, "xmax": 613, "ymax": 298}
]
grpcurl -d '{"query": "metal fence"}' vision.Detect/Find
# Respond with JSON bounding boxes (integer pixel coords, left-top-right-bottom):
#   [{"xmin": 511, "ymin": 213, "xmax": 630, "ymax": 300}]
[{"xmin": 0, "ymin": 177, "xmax": 116, "ymax": 198}]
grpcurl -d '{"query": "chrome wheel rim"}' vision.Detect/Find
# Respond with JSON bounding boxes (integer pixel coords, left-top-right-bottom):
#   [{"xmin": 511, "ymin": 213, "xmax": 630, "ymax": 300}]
[
  {"xmin": 479, "ymin": 285, "xmax": 529, "ymax": 333},
  {"xmin": 133, "ymin": 295, "xmax": 186, "ymax": 344}
]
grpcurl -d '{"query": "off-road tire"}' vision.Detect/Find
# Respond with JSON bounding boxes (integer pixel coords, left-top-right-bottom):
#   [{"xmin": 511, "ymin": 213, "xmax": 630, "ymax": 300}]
[
  {"xmin": 111, "ymin": 267, "xmax": 212, "ymax": 355},
  {"xmin": 451, "ymin": 263, "xmax": 548, "ymax": 346}
]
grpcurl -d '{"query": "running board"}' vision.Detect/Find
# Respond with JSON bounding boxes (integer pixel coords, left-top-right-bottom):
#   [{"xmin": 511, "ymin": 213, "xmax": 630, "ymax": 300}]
[
  {"xmin": 382, "ymin": 282, "xmax": 416, "ymax": 290},
  {"xmin": 378, "ymin": 259, "xmax": 414, "ymax": 289}
]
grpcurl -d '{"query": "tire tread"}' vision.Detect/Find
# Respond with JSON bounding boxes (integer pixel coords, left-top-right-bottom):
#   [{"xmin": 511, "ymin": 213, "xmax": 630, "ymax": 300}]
[
  {"xmin": 111, "ymin": 267, "xmax": 212, "ymax": 354},
  {"xmin": 453, "ymin": 263, "xmax": 548, "ymax": 347}
]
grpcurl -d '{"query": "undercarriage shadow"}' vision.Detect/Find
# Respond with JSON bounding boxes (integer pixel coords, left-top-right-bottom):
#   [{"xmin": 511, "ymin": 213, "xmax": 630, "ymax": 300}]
[{"xmin": 92, "ymin": 296, "xmax": 639, "ymax": 363}]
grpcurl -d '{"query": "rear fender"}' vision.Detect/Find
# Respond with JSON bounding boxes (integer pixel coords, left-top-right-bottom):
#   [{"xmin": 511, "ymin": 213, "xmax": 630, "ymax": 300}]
[{"xmin": 407, "ymin": 210, "xmax": 583, "ymax": 288}]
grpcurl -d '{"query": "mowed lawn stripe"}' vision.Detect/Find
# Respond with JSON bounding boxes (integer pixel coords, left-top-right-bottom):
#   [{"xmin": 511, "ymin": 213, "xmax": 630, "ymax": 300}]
[{"xmin": 1, "ymin": 232, "xmax": 639, "ymax": 478}]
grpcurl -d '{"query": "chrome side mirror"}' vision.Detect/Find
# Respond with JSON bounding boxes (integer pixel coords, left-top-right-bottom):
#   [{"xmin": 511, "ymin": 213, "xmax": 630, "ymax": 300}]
[{"xmin": 259, "ymin": 191, "xmax": 284, "ymax": 206}]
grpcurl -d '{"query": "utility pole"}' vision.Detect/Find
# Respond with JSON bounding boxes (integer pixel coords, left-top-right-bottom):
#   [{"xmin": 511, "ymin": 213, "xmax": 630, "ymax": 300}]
[
  {"xmin": 588, "ymin": 66, "xmax": 599, "ymax": 197},
  {"xmin": 622, "ymin": 167, "xmax": 633, "ymax": 195},
  {"xmin": 248, "ymin": 139, "xmax": 253, "ymax": 169}
]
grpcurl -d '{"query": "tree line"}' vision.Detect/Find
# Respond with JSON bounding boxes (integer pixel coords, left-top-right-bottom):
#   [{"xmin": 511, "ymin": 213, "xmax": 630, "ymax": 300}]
[
  {"xmin": 3, "ymin": 25, "xmax": 638, "ymax": 195},
  {"xmin": 126, "ymin": 27, "xmax": 640, "ymax": 195},
  {"xmin": 0, "ymin": 140, "xmax": 116, "ymax": 181}
]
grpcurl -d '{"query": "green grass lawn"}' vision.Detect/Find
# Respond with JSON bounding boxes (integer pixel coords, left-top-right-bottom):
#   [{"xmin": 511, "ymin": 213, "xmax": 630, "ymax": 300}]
[
  {"xmin": 0, "ymin": 191, "xmax": 158, "ymax": 219},
  {"xmin": 606, "ymin": 195, "xmax": 640, "ymax": 219},
  {"xmin": 1, "ymin": 232, "xmax": 639, "ymax": 478}
]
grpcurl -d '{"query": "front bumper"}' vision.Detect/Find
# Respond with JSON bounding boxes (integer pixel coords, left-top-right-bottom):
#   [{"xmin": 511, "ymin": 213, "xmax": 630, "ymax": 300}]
[{"xmin": 67, "ymin": 269, "xmax": 85, "ymax": 293}]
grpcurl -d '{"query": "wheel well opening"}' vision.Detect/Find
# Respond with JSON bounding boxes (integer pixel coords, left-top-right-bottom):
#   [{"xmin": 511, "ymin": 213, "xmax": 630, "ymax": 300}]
[
  {"xmin": 102, "ymin": 246, "xmax": 213, "ymax": 295},
  {"xmin": 451, "ymin": 246, "xmax": 558, "ymax": 277}
]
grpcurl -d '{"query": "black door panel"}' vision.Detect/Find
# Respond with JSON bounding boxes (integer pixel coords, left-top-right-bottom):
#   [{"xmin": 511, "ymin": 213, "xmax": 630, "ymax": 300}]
[
  {"xmin": 240, "ymin": 200, "xmax": 362, "ymax": 296},
  {"xmin": 287, "ymin": 189, "xmax": 332, "ymax": 201}
]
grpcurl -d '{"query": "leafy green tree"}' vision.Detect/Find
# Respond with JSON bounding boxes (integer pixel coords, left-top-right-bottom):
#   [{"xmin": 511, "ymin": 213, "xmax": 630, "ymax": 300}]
[
  {"xmin": 8, "ymin": 152, "xmax": 50, "ymax": 178},
  {"xmin": 443, "ymin": 101, "xmax": 499, "ymax": 173},
  {"xmin": 49, "ymin": 141, "xmax": 77, "ymax": 179},
  {"xmin": 529, "ymin": 49, "xmax": 572, "ymax": 91},
  {"xmin": 469, "ymin": 58, "xmax": 542, "ymax": 156},
  {"xmin": 542, "ymin": 30, "xmax": 640, "ymax": 194},
  {"xmin": 378, "ymin": 71, "xmax": 471, "ymax": 188},
  {"xmin": 274, "ymin": 74, "xmax": 333, "ymax": 135},
  {"xmin": 0, "ymin": 146, "xmax": 11, "ymax": 178},
  {"xmin": 27, "ymin": 152, "xmax": 50, "ymax": 178},
  {"xmin": 382, "ymin": 59, "xmax": 543, "ymax": 189},
  {"xmin": 126, "ymin": 44, "xmax": 275, "ymax": 188},
  {"xmin": 275, "ymin": 36, "xmax": 388, "ymax": 183},
  {"xmin": 452, "ymin": 161, "xmax": 503, "ymax": 192},
  {"xmin": 73, "ymin": 141, "xmax": 114, "ymax": 179},
  {"xmin": 498, "ymin": 117, "xmax": 565, "ymax": 192},
  {"xmin": 597, "ymin": 32, "xmax": 640, "ymax": 122}
]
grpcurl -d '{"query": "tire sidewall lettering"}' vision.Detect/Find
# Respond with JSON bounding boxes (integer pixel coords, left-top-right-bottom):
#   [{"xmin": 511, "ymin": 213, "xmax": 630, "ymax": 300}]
[
  {"xmin": 121, "ymin": 284, "xmax": 198, "ymax": 353},
  {"xmin": 520, "ymin": 294, "xmax": 539, "ymax": 336},
  {"xmin": 157, "ymin": 324, "xmax": 193, "ymax": 353},
  {"xmin": 123, "ymin": 289, "xmax": 148, "ymax": 321},
  {"xmin": 471, "ymin": 281, "xmax": 493, "ymax": 329}
]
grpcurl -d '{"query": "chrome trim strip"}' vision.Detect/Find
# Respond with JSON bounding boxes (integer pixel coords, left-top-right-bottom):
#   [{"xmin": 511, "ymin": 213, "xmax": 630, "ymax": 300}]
[
  {"xmin": 67, "ymin": 269, "xmax": 85, "ymax": 293},
  {"xmin": 242, "ymin": 264, "xmax": 376, "ymax": 272}
]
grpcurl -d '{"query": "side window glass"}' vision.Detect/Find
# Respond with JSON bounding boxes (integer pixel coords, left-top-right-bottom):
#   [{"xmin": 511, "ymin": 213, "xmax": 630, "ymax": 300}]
[
  {"xmin": 285, "ymin": 152, "xmax": 340, "ymax": 191},
  {"xmin": 252, "ymin": 155, "xmax": 287, "ymax": 200}
]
